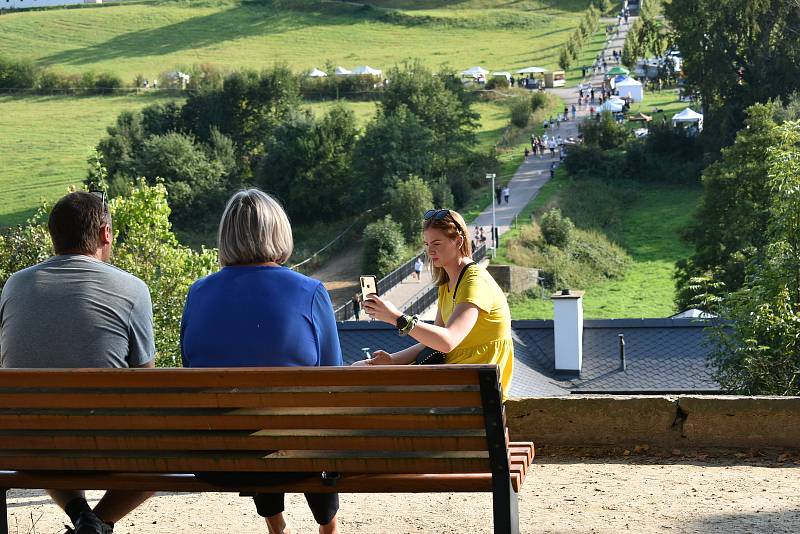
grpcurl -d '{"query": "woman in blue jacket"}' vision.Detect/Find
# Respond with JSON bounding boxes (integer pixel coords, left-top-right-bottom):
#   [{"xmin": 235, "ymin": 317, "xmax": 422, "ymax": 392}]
[{"xmin": 181, "ymin": 188, "xmax": 342, "ymax": 534}]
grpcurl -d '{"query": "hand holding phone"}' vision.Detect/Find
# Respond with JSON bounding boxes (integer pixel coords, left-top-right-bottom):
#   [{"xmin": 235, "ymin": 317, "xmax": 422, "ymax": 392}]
[{"xmin": 360, "ymin": 275, "xmax": 378, "ymax": 302}]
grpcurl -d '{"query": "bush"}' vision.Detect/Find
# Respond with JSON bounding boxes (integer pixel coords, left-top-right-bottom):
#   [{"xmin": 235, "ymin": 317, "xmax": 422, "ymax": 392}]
[
  {"xmin": 429, "ymin": 176, "xmax": 455, "ymax": 213},
  {"xmin": 0, "ymin": 56, "xmax": 37, "ymax": 90},
  {"xmin": 93, "ymin": 72, "xmax": 123, "ymax": 95},
  {"xmin": 509, "ymin": 96, "xmax": 531, "ymax": 128},
  {"xmin": 485, "ymin": 77, "xmax": 509, "ymax": 90},
  {"xmin": 389, "ymin": 176, "xmax": 433, "ymax": 243},
  {"xmin": 540, "ymin": 208, "xmax": 574, "ymax": 249},
  {"xmin": 530, "ymin": 91, "xmax": 548, "ymax": 113},
  {"xmin": 580, "ymin": 111, "xmax": 630, "ymax": 149},
  {"xmin": 362, "ymin": 215, "xmax": 406, "ymax": 277}
]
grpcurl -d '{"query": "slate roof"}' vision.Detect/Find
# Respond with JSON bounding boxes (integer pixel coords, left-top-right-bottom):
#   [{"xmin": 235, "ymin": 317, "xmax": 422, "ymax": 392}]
[{"xmin": 337, "ymin": 318, "xmax": 722, "ymax": 397}]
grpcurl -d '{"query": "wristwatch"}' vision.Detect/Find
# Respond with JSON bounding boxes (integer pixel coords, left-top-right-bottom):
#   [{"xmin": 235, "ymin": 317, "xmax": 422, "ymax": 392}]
[{"xmin": 396, "ymin": 314, "xmax": 418, "ymax": 336}]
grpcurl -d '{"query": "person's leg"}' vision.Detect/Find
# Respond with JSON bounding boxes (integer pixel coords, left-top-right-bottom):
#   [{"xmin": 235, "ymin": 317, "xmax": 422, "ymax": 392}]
[
  {"xmin": 305, "ymin": 493, "xmax": 339, "ymax": 534},
  {"xmin": 254, "ymin": 493, "xmax": 292, "ymax": 534},
  {"xmin": 92, "ymin": 490, "xmax": 154, "ymax": 524}
]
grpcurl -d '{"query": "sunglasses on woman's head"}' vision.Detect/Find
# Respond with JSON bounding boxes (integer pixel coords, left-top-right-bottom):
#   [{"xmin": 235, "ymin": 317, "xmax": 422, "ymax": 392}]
[{"xmin": 423, "ymin": 209, "xmax": 452, "ymax": 221}]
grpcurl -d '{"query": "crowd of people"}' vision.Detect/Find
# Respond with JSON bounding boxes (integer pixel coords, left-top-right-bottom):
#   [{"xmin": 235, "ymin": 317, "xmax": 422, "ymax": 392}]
[{"xmin": 0, "ymin": 190, "xmax": 514, "ymax": 534}]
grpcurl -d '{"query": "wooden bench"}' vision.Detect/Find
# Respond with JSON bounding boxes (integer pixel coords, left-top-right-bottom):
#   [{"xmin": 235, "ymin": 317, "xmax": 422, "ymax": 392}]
[{"xmin": 0, "ymin": 365, "xmax": 533, "ymax": 534}]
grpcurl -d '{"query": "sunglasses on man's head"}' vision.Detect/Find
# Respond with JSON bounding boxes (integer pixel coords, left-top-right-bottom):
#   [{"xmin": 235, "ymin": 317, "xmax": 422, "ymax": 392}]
[{"xmin": 89, "ymin": 189, "xmax": 106, "ymax": 208}]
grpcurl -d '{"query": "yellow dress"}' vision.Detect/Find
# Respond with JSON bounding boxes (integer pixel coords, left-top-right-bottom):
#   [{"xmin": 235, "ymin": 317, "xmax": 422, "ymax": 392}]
[{"xmin": 437, "ymin": 265, "xmax": 514, "ymax": 400}]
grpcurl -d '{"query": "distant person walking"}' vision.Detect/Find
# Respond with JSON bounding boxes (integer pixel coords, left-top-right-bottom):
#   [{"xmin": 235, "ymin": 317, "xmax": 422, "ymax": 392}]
[
  {"xmin": 495, "ymin": 187, "xmax": 502, "ymax": 205},
  {"xmin": 502, "ymin": 186, "xmax": 510, "ymax": 204},
  {"xmin": 524, "ymin": 147, "xmax": 530, "ymax": 161},
  {"xmin": 352, "ymin": 293, "xmax": 362, "ymax": 320},
  {"xmin": 413, "ymin": 256, "xmax": 424, "ymax": 281}
]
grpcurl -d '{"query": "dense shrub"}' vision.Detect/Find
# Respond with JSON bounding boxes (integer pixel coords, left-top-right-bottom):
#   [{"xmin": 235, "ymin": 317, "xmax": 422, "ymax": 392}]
[
  {"xmin": 580, "ymin": 112, "xmax": 631, "ymax": 149},
  {"xmin": 558, "ymin": 47, "xmax": 573, "ymax": 71},
  {"xmin": 510, "ymin": 96, "xmax": 531, "ymax": 128},
  {"xmin": 485, "ymin": 76, "xmax": 509, "ymax": 90},
  {"xmin": 389, "ymin": 176, "xmax": 433, "ymax": 243},
  {"xmin": 563, "ymin": 143, "xmax": 625, "ymax": 180},
  {"xmin": 530, "ymin": 91, "xmax": 548, "ymax": 113},
  {"xmin": 92, "ymin": 72, "xmax": 123, "ymax": 94},
  {"xmin": 540, "ymin": 208, "xmax": 574, "ymax": 249},
  {"xmin": 0, "ymin": 56, "xmax": 37, "ymax": 90},
  {"xmin": 362, "ymin": 215, "xmax": 406, "ymax": 277},
  {"xmin": 430, "ymin": 176, "xmax": 455, "ymax": 211}
]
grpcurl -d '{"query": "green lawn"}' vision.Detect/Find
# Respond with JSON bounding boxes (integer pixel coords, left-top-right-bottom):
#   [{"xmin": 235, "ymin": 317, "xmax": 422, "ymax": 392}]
[
  {"xmin": 626, "ymin": 88, "xmax": 689, "ymax": 127},
  {"xmin": 0, "ymin": 0, "xmax": 596, "ymax": 82},
  {"xmin": 506, "ymin": 183, "xmax": 702, "ymax": 319},
  {"xmin": 0, "ymin": 93, "xmax": 178, "ymax": 226}
]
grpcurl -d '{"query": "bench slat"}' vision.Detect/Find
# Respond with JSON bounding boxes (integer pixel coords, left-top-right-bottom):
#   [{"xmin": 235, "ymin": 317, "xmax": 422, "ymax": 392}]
[
  {"xmin": 0, "ymin": 366, "xmax": 491, "ymax": 389},
  {"xmin": 0, "ymin": 412, "xmax": 486, "ymax": 431},
  {"xmin": 0, "ymin": 448, "xmax": 532, "ymax": 493},
  {"xmin": 0, "ymin": 391, "xmax": 482, "ymax": 409},
  {"xmin": 0, "ymin": 450, "xmax": 491, "ymax": 474},
  {"xmin": 0, "ymin": 429, "xmax": 488, "ymax": 452}
]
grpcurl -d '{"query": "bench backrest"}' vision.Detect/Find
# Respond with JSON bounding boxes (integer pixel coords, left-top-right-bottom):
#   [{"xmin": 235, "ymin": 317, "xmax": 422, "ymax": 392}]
[{"xmin": 0, "ymin": 365, "xmax": 509, "ymax": 476}]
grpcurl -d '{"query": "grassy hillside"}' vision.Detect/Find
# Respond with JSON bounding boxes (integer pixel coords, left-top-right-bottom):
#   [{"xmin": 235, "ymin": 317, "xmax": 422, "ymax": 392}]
[
  {"xmin": 0, "ymin": 0, "xmax": 594, "ymax": 81},
  {"xmin": 501, "ymin": 174, "xmax": 701, "ymax": 319}
]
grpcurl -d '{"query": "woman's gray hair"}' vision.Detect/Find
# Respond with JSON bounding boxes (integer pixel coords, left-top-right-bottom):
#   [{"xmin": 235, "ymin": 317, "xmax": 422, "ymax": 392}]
[{"xmin": 218, "ymin": 189, "xmax": 294, "ymax": 267}]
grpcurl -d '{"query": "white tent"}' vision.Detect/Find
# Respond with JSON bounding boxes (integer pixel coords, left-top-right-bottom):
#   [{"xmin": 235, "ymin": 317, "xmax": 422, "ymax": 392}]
[
  {"xmin": 615, "ymin": 77, "xmax": 643, "ymax": 102},
  {"xmin": 462, "ymin": 66, "xmax": 489, "ymax": 77},
  {"xmin": 515, "ymin": 66, "xmax": 546, "ymax": 74},
  {"xmin": 597, "ymin": 100, "xmax": 624, "ymax": 113},
  {"xmin": 492, "ymin": 71, "xmax": 512, "ymax": 79},
  {"xmin": 334, "ymin": 66, "xmax": 352, "ymax": 76},
  {"xmin": 672, "ymin": 108, "xmax": 704, "ymax": 130},
  {"xmin": 352, "ymin": 65, "xmax": 382, "ymax": 76},
  {"xmin": 308, "ymin": 68, "xmax": 328, "ymax": 78}
]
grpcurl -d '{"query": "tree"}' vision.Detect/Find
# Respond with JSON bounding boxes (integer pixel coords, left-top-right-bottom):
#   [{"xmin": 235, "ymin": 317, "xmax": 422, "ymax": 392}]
[
  {"xmin": 352, "ymin": 106, "xmax": 435, "ymax": 203},
  {"xmin": 135, "ymin": 132, "xmax": 228, "ymax": 224},
  {"xmin": 665, "ymin": 0, "xmax": 800, "ymax": 150},
  {"xmin": 706, "ymin": 121, "xmax": 800, "ymax": 395},
  {"xmin": 380, "ymin": 61, "xmax": 478, "ymax": 175},
  {"xmin": 362, "ymin": 215, "xmax": 406, "ymax": 277},
  {"xmin": 389, "ymin": 176, "xmax": 433, "ymax": 244},
  {"xmin": 256, "ymin": 105, "xmax": 359, "ymax": 221},
  {"xmin": 675, "ymin": 101, "xmax": 786, "ymax": 308}
]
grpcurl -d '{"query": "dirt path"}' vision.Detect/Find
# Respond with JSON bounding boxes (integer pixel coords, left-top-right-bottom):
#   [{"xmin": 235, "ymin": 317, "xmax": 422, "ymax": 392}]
[
  {"xmin": 6, "ymin": 458, "xmax": 799, "ymax": 534},
  {"xmin": 310, "ymin": 241, "xmax": 364, "ymax": 309}
]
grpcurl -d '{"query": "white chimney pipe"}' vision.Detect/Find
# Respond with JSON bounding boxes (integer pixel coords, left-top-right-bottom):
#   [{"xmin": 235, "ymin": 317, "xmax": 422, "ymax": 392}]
[{"xmin": 552, "ymin": 289, "xmax": 584, "ymax": 375}]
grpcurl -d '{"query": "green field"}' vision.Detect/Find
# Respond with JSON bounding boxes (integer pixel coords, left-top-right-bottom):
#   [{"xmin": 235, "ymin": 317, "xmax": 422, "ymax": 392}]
[
  {"xmin": 504, "ymin": 179, "xmax": 701, "ymax": 320},
  {"xmin": 0, "ymin": 0, "xmax": 596, "ymax": 82},
  {"xmin": 0, "ymin": 95, "xmax": 524, "ymax": 226}
]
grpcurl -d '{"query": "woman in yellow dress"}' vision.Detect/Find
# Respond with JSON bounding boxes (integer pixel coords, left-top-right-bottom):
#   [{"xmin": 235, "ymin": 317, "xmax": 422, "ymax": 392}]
[{"xmin": 359, "ymin": 209, "xmax": 513, "ymax": 399}]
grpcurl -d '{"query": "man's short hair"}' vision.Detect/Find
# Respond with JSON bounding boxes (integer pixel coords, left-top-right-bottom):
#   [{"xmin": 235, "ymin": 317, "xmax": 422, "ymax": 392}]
[
  {"xmin": 218, "ymin": 189, "xmax": 294, "ymax": 267},
  {"xmin": 48, "ymin": 191, "xmax": 110, "ymax": 255}
]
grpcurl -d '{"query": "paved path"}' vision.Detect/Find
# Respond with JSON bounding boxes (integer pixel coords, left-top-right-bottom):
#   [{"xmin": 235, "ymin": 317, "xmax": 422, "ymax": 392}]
[{"xmin": 355, "ymin": 17, "xmax": 635, "ymax": 319}]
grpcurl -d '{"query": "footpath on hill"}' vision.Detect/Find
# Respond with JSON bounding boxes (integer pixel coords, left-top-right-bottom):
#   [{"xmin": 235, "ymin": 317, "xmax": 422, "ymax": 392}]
[
  {"xmin": 314, "ymin": 17, "xmax": 633, "ymax": 317},
  {"xmin": 375, "ymin": 17, "xmax": 634, "ymax": 318}
]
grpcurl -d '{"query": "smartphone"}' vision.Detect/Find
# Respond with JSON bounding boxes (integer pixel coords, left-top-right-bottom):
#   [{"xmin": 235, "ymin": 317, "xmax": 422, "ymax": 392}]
[{"xmin": 360, "ymin": 275, "xmax": 378, "ymax": 302}]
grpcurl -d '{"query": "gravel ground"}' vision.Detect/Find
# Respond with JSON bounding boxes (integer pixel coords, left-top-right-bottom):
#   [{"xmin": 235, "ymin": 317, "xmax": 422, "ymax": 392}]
[{"xmin": 5, "ymin": 457, "xmax": 800, "ymax": 534}]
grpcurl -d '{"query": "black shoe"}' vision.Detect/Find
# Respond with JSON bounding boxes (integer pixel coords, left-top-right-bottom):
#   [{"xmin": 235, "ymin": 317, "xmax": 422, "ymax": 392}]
[{"xmin": 73, "ymin": 511, "xmax": 114, "ymax": 534}]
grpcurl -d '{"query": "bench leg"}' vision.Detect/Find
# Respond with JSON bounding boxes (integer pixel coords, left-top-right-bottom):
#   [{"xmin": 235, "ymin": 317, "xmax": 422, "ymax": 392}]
[
  {"xmin": 1, "ymin": 489, "xmax": 7, "ymax": 534},
  {"xmin": 492, "ymin": 477, "xmax": 519, "ymax": 534}
]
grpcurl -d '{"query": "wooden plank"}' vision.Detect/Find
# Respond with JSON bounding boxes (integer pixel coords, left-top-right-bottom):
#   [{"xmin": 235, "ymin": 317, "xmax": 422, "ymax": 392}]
[
  {"xmin": 0, "ymin": 450, "xmax": 491, "ymax": 474},
  {"xmin": 0, "ymin": 391, "xmax": 482, "ymax": 409},
  {"xmin": 0, "ymin": 366, "xmax": 494, "ymax": 389},
  {"xmin": 508, "ymin": 442, "xmax": 535, "ymax": 465},
  {"xmin": 0, "ymin": 429, "xmax": 488, "ymax": 452},
  {"xmin": 0, "ymin": 471, "xmax": 496, "ymax": 493},
  {"xmin": 0, "ymin": 412, "xmax": 486, "ymax": 431}
]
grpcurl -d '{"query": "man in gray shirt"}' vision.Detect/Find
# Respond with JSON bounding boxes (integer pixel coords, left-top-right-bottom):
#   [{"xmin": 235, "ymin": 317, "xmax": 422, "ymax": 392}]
[{"xmin": 0, "ymin": 191, "xmax": 155, "ymax": 534}]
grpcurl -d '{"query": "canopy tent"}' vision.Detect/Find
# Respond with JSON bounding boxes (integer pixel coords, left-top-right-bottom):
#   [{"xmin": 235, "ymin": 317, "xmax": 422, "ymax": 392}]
[
  {"xmin": 606, "ymin": 66, "xmax": 630, "ymax": 77},
  {"xmin": 672, "ymin": 108, "xmax": 704, "ymax": 130},
  {"xmin": 461, "ymin": 66, "xmax": 489, "ymax": 78},
  {"xmin": 492, "ymin": 71, "xmax": 512, "ymax": 79},
  {"xmin": 515, "ymin": 66, "xmax": 546, "ymax": 74},
  {"xmin": 615, "ymin": 77, "xmax": 643, "ymax": 102},
  {"xmin": 308, "ymin": 68, "xmax": 328, "ymax": 78},
  {"xmin": 597, "ymin": 100, "xmax": 624, "ymax": 113},
  {"xmin": 334, "ymin": 66, "xmax": 352, "ymax": 76},
  {"xmin": 352, "ymin": 65, "xmax": 382, "ymax": 76}
]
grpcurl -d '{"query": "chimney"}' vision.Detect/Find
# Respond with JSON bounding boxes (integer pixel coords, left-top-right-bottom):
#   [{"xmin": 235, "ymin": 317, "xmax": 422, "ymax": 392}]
[{"xmin": 551, "ymin": 289, "xmax": 585, "ymax": 375}]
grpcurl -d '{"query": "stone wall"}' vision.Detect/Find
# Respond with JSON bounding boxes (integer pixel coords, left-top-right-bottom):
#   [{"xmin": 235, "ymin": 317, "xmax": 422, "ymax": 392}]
[
  {"xmin": 487, "ymin": 265, "xmax": 539, "ymax": 293},
  {"xmin": 506, "ymin": 395, "xmax": 800, "ymax": 450}
]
